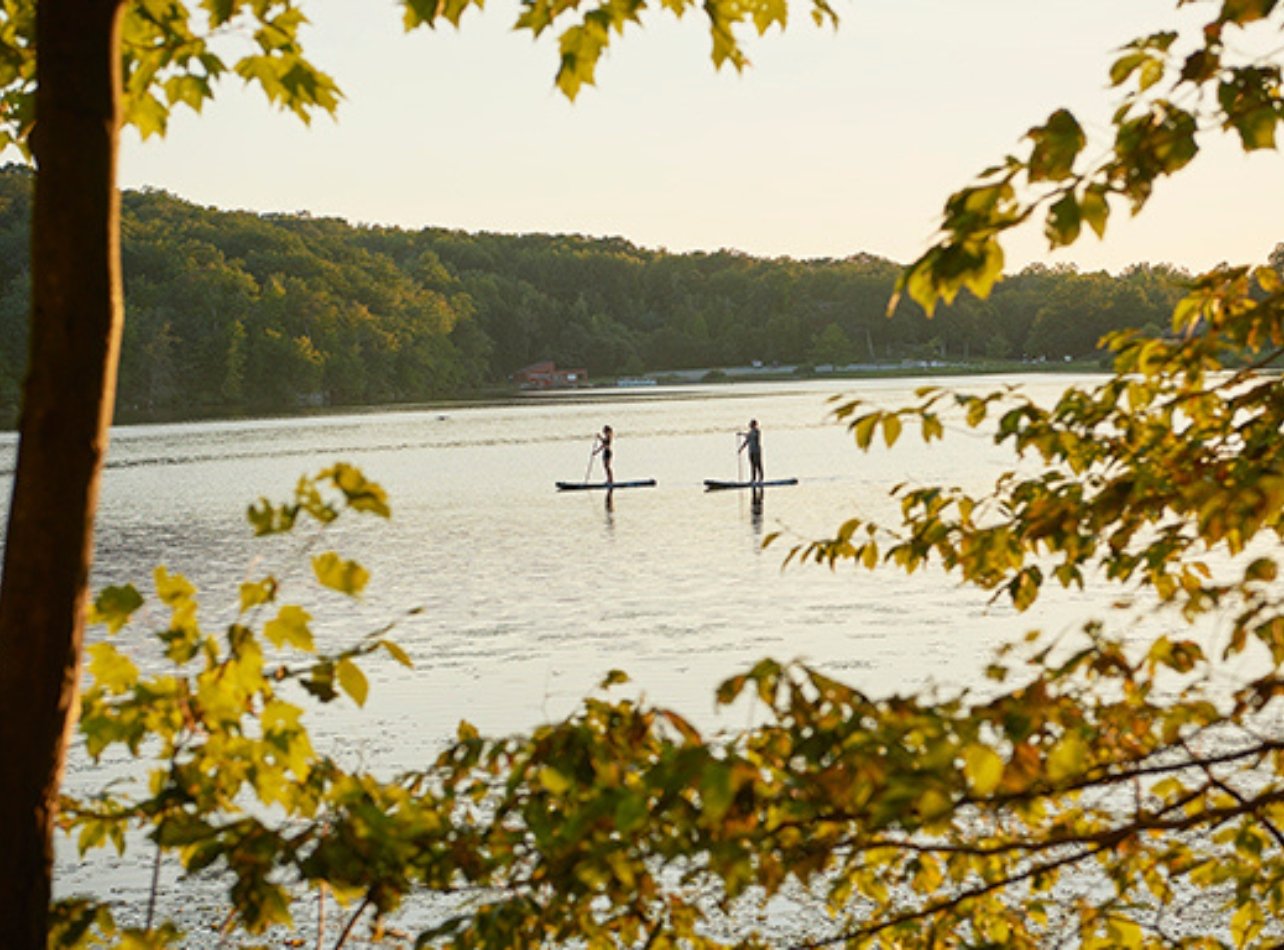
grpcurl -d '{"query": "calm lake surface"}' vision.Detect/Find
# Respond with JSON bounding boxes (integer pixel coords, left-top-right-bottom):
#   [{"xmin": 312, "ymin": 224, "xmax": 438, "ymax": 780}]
[
  {"xmin": 24, "ymin": 373, "xmax": 1126, "ymax": 917},
  {"xmin": 5, "ymin": 374, "xmax": 1122, "ymax": 745}
]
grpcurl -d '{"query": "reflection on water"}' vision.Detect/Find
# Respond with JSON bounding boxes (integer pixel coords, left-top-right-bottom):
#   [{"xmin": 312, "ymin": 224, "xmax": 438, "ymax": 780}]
[
  {"xmin": 36, "ymin": 374, "xmax": 1122, "ymax": 918},
  {"xmin": 5, "ymin": 377, "xmax": 1095, "ymax": 739},
  {"xmin": 0, "ymin": 378, "xmax": 1112, "ymax": 748}
]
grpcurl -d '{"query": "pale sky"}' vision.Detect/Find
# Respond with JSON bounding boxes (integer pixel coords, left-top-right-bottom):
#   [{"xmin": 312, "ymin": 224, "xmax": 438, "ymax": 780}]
[{"xmin": 96, "ymin": 0, "xmax": 1284, "ymax": 274}]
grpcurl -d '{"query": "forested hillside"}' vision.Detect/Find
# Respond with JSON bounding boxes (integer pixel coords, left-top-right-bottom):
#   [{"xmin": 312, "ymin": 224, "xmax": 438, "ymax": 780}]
[{"xmin": 0, "ymin": 164, "xmax": 1190, "ymax": 421}]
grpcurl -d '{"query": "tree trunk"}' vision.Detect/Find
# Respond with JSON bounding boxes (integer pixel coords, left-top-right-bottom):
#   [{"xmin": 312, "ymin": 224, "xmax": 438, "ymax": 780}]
[{"xmin": 0, "ymin": 3, "xmax": 125, "ymax": 946}]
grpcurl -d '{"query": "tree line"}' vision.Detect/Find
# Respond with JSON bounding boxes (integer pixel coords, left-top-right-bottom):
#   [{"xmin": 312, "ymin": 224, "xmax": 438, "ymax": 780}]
[{"xmin": 0, "ymin": 163, "xmax": 1190, "ymax": 422}]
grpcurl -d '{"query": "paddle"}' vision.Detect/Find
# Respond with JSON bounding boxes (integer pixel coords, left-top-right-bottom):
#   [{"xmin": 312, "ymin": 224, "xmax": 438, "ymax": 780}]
[
  {"xmin": 736, "ymin": 431, "xmax": 743, "ymax": 484},
  {"xmin": 584, "ymin": 441, "xmax": 596, "ymax": 484}
]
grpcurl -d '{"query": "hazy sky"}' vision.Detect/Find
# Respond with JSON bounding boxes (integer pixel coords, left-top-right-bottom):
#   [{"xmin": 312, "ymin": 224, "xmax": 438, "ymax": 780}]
[{"xmin": 100, "ymin": 0, "xmax": 1283, "ymax": 274}]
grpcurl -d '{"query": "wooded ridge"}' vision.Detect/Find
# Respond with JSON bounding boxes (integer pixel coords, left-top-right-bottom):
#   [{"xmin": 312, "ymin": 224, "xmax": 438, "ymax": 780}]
[{"xmin": 0, "ymin": 164, "xmax": 1196, "ymax": 421}]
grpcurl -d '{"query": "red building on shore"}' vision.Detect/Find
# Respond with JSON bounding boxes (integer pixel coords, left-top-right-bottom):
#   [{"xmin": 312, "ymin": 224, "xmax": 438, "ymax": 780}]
[{"xmin": 513, "ymin": 361, "xmax": 588, "ymax": 389}]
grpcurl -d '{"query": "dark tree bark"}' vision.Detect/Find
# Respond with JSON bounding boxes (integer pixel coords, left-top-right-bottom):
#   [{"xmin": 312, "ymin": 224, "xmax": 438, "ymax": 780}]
[{"xmin": 0, "ymin": 3, "xmax": 126, "ymax": 947}]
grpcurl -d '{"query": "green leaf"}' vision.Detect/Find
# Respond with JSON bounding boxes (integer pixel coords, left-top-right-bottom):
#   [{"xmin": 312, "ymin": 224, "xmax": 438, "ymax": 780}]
[
  {"xmin": 1045, "ymin": 192, "xmax": 1081, "ymax": 248},
  {"xmin": 1011, "ymin": 568, "xmax": 1040, "ymax": 611},
  {"xmin": 716, "ymin": 674, "xmax": 748, "ymax": 705},
  {"xmin": 699, "ymin": 761, "xmax": 734, "ymax": 822},
  {"xmin": 89, "ymin": 585, "xmax": 144, "ymax": 634},
  {"xmin": 1232, "ymin": 107, "xmax": 1277, "ymax": 150},
  {"xmin": 1109, "ymin": 51, "xmax": 1147, "ymax": 87},
  {"xmin": 1080, "ymin": 185, "xmax": 1110, "ymax": 239},
  {"xmin": 1027, "ymin": 109, "xmax": 1085, "ymax": 182},
  {"xmin": 614, "ymin": 791, "xmax": 647, "ymax": 832},
  {"xmin": 1220, "ymin": 0, "xmax": 1278, "ymax": 25}
]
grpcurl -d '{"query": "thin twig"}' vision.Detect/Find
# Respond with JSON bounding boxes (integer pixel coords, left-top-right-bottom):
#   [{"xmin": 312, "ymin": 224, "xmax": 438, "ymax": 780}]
[
  {"xmin": 333, "ymin": 897, "xmax": 371, "ymax": 950},
  {"xmin": 216, "ymin": 906, "xmax": 237, "ymax": 947},
  {"xmin": 145, "ymin": 833, "xmax": 162, "ymax": 930},
  {"xmin": 639, "ymin": 904, "xmax": 662, "ymax": 950},
  {"xmin": 317, "ymin": 883, "xmax": 327, "ymax": 950},
  {"xmin": 791, "ymin": 840, "xmax": 1115, "ymax": 949},
  {"xmin": 1189, "ymin": 740, "xmax": 1284, "ymax": 850}
]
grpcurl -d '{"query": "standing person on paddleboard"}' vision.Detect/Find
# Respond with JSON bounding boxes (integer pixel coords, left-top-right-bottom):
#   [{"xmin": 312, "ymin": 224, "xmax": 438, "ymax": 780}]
[
  {"xmin": 738, "ymin": 419, "xmax": 763, "ymax": 483},
  {"xmin": 592, "ymin": 425, "xmax": 614, "ymax": 484}
]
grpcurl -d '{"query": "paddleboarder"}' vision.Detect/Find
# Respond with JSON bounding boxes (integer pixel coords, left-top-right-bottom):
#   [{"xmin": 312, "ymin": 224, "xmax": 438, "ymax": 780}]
[
  {"xmin": 738, "ymin": 419, "xmax": 763, "ymax": 483},
  {"xmin": 592, "ymin": 425, "xmax": 614, "ymax": 484}
]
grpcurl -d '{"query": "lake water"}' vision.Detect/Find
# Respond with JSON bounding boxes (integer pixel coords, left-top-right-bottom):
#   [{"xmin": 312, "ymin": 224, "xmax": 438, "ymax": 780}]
[
  {"xmin": 25, "ymin": 373, "xmax": 1125, "ymax": 926},
  {"xmin": 68, "ymin": 376, "xmax": 1102, "ymax": 741}
]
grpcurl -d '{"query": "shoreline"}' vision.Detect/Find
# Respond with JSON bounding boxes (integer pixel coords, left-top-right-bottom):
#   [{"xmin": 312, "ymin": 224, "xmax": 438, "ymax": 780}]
[{"xmin": 101, "ymin": 358, "xmax": 1109, "ymax": 431}]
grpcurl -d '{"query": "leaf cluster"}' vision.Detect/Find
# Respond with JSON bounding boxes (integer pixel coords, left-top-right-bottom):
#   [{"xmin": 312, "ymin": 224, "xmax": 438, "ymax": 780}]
[
  {"xmin": 1, "ymin": 0, "xmax": 341, "ymax": 154},
  {"xmin": 806, "ymin": 264, "xmax": 1284, "ymax": 652},
  {"xmin": 0, "ymin": 0, "xmax": 842, "ymax": 155},
  {"xmin": 57, "ymin": 465, "xmax": 408, "ymax": 947},
  {"xmin": 894, "ymin": 3, "xmax": 1284, "ymax": 316}
]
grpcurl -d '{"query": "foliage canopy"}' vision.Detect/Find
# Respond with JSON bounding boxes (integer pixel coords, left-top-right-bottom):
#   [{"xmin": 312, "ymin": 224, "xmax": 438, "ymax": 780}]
[{"xmin": 0, "ymin": 0, "xmax": 838, "ymax": 158}]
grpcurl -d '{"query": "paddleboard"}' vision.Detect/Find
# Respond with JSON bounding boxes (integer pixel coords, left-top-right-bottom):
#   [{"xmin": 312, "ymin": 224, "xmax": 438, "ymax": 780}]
[
  {"xmin": 703, "ymin": 478, "xmax": 798, "ymax": 491},
  {"xmin": 556, "ymin": 479, "xmax": 657, "ymax": 491}
]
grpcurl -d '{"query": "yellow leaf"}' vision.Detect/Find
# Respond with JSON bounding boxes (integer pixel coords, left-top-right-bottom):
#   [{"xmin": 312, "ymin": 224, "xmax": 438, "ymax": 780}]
[
  {"xmin": 1231, "ymin": 902, "xmax": 1263, "ymax": 947},
  {"xmin": 1106, "ymin": 916, "xmax": 1144, "ymax": 949},
  {"xmin": 539, "ymin": 765, "xmax": 572, "ymax": 794},
  {"xmin": 263, "ymin": 605, "xmax": 314, "ymax": 652},
  {"xmin": 965, "ymin": 399, "xmax": 987, "ymax": 427},
  {"xmin": 87, "ymin": 643, "xmax": 139, "ymax": 695},
  {"xmin": 882, "ymin": 413, "xmax": 902, "ymax": 447},
  {"xmin": 324, "ymin": 463, "xmax": 391, "ymax": 518},
  {"xmin": 335, "ymin": 657, "xmax": 368, "ymax": 706},
  {"xmin": 963, "ymin": 744, "xmax": 1004, "ymax": 797},
  {"xmin": 1046, "ymin": 731, "xmax": 1088, "ymax": 782},
  {"xmin": 239, "ymin": 577, "xmax": 277, "ymax": 613},
  {"xmin": 916, "ymin": 787, "xmax": 952, "ymax": 821},
  {"xmin": 380, "ymin": 639, "xmax": 413, "ymax": 667},
  {"xmin": 921, "ymin": 414, "xmax": 944, "ymax": 441},
  {"xmin": 853, "ymin": 413, "xmax": 879, "ymax": 449},
  {"xmin": 312, "ymin": 552, "xmax": 369, "ymax": 596},
  {"xmin": 860, "ymin": 542, "xmax": 879, "ymax": 569},
  {"xmin": 154, "ymin": 566, "xmax": 196, "ymax": 605}
]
